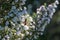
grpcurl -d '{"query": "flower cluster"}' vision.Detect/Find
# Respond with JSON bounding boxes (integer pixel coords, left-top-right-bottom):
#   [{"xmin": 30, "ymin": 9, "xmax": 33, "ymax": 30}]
[
  {"xmin": 0, "ymin": 0, "xmax": 59, "ymax": 40},
  {"xmin": 36, "ymin": 0, "xmax": 59, "ymax": 35},
  {"xmin": 0, "ymin": 1, "xmax": 36, "ymax": 40}
]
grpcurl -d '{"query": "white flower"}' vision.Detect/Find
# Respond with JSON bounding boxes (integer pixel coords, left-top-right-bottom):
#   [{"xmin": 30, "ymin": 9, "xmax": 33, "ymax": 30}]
[
  {"xmin": 47, "ymin": 18, "xmax": 50, "ymax": 24},
  {"xmin": 25, "ymin": 14, "xmax": 29, "ymax": 18},
  {"xmin": 49, "ymin": 12, "xmax": 54, "ymax": 18},
  {"xmin": 5, "ymin": 35, "xmax": 10, "ymax": 39},
  {"xmin": 37, "ymin": 11, "xmax": 40, "ymax": 14},
  {"xmin": 10, "ymin": 21, "xmax": 15, "ymax": 26},
  {"xmin": 29, "ymin": 17, "xmax": 33, "ymax": 22},
  {"xmin": 24, "ymin": 25, "xmax": 29, "ymax": 30},
  {"xmin": 20, "ymin": 33, "xmax": 25, "ymax": 38},
  {"xmin": 23, "ymin": 7, "xmax": 27, "ymax": 14},
  {"xmin": 21, "ymin": 15, "xmax": 25, "ymax": 22},
  {"xmin": 19, "ymin": 6, "xmax": 23, "ymax": 10},
  {"xmin": 53, "ymin": 3, "xmax": 57, "ymax": 8},
  {"xmin": 16, "ymin": 31, "xmax": 21, "ymax": 36},
  {"xmin": 25, "ymin": 31, "xmax": 29, "ymax": 35},
  {"xmin": 37, "ymin": 8, "xmax": 40, "ymax": 14},
  {"xmin": 40, "ymin": 32, "xmax": 43, "ymax": 35},
  {"xmin": 53, "ymin": 8, "xmax": 56, "ymax": 13},
  {"xmin": 37, "ymin": 8, "xmax": 40, "ymax": 11},
  {"xmin": 39, "ymin": 5, "xmax": 46, "ymax": 11},
  {"xmin": 30, "ymin": 23, "xmax": 33, "ymax": 26},
  {"xmin": 37, "ymin": 15, "xmax": 40, "ymax": 18},
  {"xmin": 32, "ymin": 25, "xmax": 35, "ymax": 29},
  {"xmin": 47, "ymin": 4, "xmax": 55, "ymax": 14},
  {"xmin": 16, "ymin": 27, "xmax": 20, "ymax": 31},
  {"xmin": 24, "ymin": 7, "xmax": 27, "ymax": 10},
  {"xmin": 14, "ymin": 33, "xmax": 16, "ymax": 35},
  {"xmin": 21, "ymin": 18, "xmax": 25, "ymax": 22},
  {"xmin": 48, "ymin": 4, "xmax": 54, "ymax": 9},
  {"xmin": 21, "ymin": 23, "xmax": 24, "ymax": 26},
  {"xmin": 55, "ymin": 0, "xmax": 59, "ymax": 5},
  {"xmin": 33, "ymin": 22, "xmax": 35, "ymax": 24}
]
